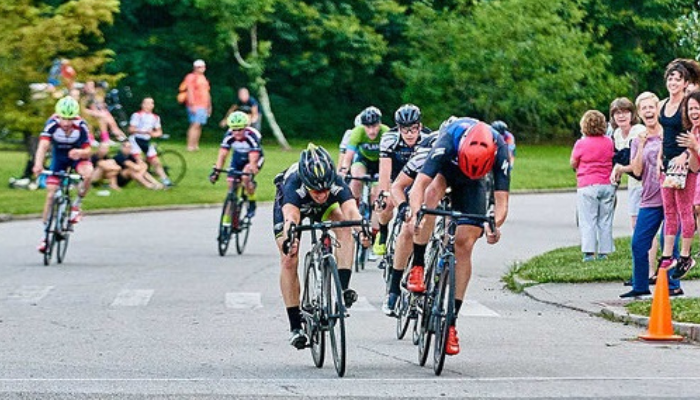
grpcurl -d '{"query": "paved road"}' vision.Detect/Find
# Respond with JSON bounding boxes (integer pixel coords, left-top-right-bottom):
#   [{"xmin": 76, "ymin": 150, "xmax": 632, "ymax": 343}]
[{"xmin": 1, "ymin": 192, "xmax": 699, "ymax": 399}]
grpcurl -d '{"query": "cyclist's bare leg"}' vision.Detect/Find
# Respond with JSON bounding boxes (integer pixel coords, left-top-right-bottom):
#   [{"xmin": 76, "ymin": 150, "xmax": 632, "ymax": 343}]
[
  {"xmin": 349, "ymin": 163, "xmax": 366, "ymax": 199},
  {"xmin": 277, "ymin": 236, "xmax": 301, "ymax": 307},
  {"xmin": 376, "ymin": 196, "xmax": 394, "ymax": 226},
  {"xmin": 242, "ymin": 165, "xmax": 257, "ymax": 195},
  {"xmin": 42, "ymin": 184, "xmax": 59, "ymax": 223},
  {"xmin": 393, "ymin": 219, "xmax": 414, "ymax": 271},
  {"xmin": 414, "ymin": 174, "xmax": 447, "ymax": 242},
  {"xmin": 328, "ymin": 206, "xmax": 353, "ymax": 270},
  {"xmin": 453, "ymin": 225, "xmax": 482, "ymax": 304},
  {"xmin": 76, "ymin": 163, "xmax": 94, "ymax": 197},
  {"xmin": 149, "ymin": 156, "xmax": 168, "ymax": 180}
]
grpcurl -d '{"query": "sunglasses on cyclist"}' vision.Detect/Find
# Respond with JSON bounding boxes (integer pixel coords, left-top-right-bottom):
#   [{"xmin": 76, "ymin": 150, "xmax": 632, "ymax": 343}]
[{"xmin": 399, "ymin": 124, "xmax": 420, "ymax": 134}]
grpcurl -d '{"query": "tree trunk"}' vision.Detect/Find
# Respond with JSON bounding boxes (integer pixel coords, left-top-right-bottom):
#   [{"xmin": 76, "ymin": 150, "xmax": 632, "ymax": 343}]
[
  {"xmin": 230, "ymin": 28, "xmax": 292, "ymax": 150},
  {"xmin": 257, "ymin": 83, "xmax": 290, "ymax": 150}
]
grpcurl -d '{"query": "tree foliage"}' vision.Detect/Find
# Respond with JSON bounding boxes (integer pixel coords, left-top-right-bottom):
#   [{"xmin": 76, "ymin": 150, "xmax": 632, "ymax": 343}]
[{"xmin": 0, "ymin": 0, "xmax": 119, "ymax": 139}]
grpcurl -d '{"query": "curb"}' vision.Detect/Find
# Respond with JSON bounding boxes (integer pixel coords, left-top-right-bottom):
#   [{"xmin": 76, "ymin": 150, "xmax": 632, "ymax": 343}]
[{"xmin": 514, "ymin": 274, "xmax": 700, "ymax": 343}]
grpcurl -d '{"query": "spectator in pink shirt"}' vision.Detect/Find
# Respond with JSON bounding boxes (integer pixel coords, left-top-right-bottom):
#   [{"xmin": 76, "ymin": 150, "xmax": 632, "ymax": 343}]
[{"xmin": 570, "ymin": 110, "xmax": 616, "ymax": 261}]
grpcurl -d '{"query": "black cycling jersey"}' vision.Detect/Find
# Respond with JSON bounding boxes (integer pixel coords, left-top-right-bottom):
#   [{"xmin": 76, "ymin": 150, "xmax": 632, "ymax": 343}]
[
  {"xmin": 401, "ymin": 131, "xmax": 440, "ymax": 180},
  {"xmin": 272, "ymin": 164, "xmax": 354, "ymax": 237},
  {"xmin": 379, "ymin": 126, "xmax": 431, "ymax": 180}
]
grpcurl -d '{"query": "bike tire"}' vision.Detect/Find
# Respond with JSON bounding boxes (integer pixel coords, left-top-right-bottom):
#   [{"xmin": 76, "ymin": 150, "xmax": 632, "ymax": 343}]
[
  {"xmin": 158, "ymin": 149, "xmax": 187, "ymax": 185},
  {"xmin": 56, "ymin": 200, "xmax": 71, "ymax": 264},
  {"xmin": 235, "ymin": 198, "xmax": 251, "ymax": 255},
  {"xmin": 411, "ymin": 318, "xmax": 420, "ymax": 345},
  {"xmin": 325, "ymin": 258, "xmax": 346, "ymax": 377},
  {"xmin": 43, "ymin": 198, "xmax": 58, "ymax": 266},
  {"xmin": 302, "ymin": 253, "xmax": 325, "ymax": 368},
  {"xmin": 353, "ymin": 234, "xmax": 362, "ymax": 273},
  {"xmin": 396, "ymin": 289, "xmax": 411, "ymax": 340},
  {"xmin": 433, "ymin": 256, "xmax": 455, "ymax": 376},
  {"xmin": 217, "ymin": 193, "xmax": 235, "ymax": 256},
  {"xmin": 418, "ymin": 244, "xmax": 439, "ymax": 366}
]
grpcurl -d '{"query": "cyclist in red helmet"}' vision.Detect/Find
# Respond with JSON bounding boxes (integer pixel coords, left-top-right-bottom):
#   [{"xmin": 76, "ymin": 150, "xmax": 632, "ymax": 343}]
[{"xmin": 407, "ymin": 117, "xmax": 511, "ymax": 356}]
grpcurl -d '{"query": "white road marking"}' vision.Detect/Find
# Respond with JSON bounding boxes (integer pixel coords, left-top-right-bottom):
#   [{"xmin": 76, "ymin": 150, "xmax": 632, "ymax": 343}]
[
  {"xmin": 351, "ymin": 296, "xmax": 376, "ymax": 312},
  {"xmin": 459, "ymin": 300, "xmax": 500, "ymax": 317},
  {"xmin": 111, "ymin": 289, "xmax": 154, "ymax": 307},
  {"xmin": 6, "ymin": 285, "xmax": 54, "ymax": 303},
  {"xmin": 225, "ymin": 292, "xmax": 262, "ymax": 309}
]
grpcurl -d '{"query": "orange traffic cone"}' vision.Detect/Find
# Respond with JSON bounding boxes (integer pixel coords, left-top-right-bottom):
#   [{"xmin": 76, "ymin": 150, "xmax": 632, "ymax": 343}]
[{"xmin": 639, "ymin": 268, "xmax": 683, "ymax": 341}]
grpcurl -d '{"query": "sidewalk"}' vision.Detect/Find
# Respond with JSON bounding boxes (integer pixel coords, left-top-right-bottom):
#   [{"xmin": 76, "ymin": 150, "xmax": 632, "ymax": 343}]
[{"xmin": 515, "ymin": 276, "xmax": 700, "ymax": 342}]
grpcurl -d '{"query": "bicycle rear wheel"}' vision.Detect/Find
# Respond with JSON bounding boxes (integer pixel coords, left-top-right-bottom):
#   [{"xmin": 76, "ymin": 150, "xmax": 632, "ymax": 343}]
[
  {"xmin": 302, "ymin": 253, "xmax": 325, "ymax": 368},
  {"xmin": 235, "ymin": 198, "xmax": 251, "ymax": 255},
  {"xmin": 217, "ymin": 193, "xmax": 235, "ymax": 256},
  {"xmin": 433, "ymin": 256, "xmax": 455, "ymax": 376},
  {"xmin": 56, "ymin": 200, "xmax": 71, "ymax": 264},
  {"xmin": 158, "ymin": 149, "xmax": 187, "ymax": 185},
  {"xmin": 325, "ymin": 258, "xmax": 346, "ymax": 377},
  {"xmin": 353, "ymin": 233, "xmax": 366, "ymax": 272}
]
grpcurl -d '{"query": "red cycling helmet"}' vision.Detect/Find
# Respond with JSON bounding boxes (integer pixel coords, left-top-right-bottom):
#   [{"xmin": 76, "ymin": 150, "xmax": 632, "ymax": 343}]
[{"xmin": 457, "ymin": 122, "xmax": 497, "ymax": 179}]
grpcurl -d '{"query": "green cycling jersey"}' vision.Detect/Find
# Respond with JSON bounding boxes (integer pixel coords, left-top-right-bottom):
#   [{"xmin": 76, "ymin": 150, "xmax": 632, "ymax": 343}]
[{"xmin": 346, "ymin": 124, "xmax": 390, "ymax": 162}]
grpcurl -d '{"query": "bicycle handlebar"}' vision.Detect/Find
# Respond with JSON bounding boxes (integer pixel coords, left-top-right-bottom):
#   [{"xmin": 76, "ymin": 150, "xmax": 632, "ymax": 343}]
[
  {"xmin": 283, "ymin": 219, "xmax": 370, "ymax": 255},
  {"xmin": 213, "ymin": 167, "xmax": 255, "ymax": 176},
  {"xmin": 343, "ymin": 174, "xmax": 379, "ymax": 184},
  {"xmin": 415, "ymin": 205, "xmax": 495, "ymax": 233},
  {"xmin": 41, "ymin": 170, "xmax": 83, "ymax": 181}
]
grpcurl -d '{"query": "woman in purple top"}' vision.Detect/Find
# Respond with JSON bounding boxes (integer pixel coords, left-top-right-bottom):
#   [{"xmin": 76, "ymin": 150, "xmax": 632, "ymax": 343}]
[
  {"xmin": 658, "ymin": 59, "xmax": 700, "ymax": 277},
  {"xmin": 570, "ymin": 110, "xmax": 615, "ymax": 261},
  {"xmin": 620, "ymin": 92, "xmax": 682, "ymax": 298}
]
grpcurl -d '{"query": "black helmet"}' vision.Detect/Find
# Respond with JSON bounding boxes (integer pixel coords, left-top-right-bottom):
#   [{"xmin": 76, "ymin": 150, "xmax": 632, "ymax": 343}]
[
  {"xmin": 298, "ymin": 144, "xmax": 336, "ymax": 191},
  {"xmin": 394, "ymin": 104, "xmax": 421, "ymax": 126},
  {"xmin": 360, "ymin": 106, "xmax": 382, "ymax": 126},
  {"xmin": 491, "ymin": 120, "xmax": 508, "ymax": 135}
]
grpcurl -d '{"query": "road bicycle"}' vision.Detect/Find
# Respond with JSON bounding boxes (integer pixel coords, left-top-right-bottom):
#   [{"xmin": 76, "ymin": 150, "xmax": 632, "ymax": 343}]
[
  {"xmin": 288, "ymin": 218, "xmax": 370, "ymax": 377},
  {"xmin": 414, "ymin": 204, "xmax": 494, "ymax": 376},
  {"xmin": 345, "ymin": 174, "xmax": 378, "ymax": 272},
  {"xmin": 152, "ymin": 134, "xmax": 187, "ymax": 185},
  {"xmin": 214, "ymin": 168, "xmax": 254, "ymax": 256},
  {"xmin": 40, "ymin": 169, "xmax": 83, "ymax": 266}
]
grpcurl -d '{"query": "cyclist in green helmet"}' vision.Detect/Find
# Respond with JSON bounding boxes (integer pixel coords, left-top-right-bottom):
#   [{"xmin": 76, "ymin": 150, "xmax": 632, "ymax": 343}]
[{"xmin": 33, "ymin": 96, "xmax": 94, "ymax": 253}]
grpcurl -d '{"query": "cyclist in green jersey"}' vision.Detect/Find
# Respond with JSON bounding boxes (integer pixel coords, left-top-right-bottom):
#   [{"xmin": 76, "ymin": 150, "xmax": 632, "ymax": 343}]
[{"xmin": 338, "ymin": 106, "xmax": 390, "ymax": 199}]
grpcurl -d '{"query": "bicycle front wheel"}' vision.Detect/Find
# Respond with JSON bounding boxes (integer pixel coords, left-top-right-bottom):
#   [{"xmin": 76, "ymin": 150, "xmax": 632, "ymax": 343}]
[
  {"xmin": 325, "ymin": 258, "xmax": 346, "ymax": 377},
  {"xmin": 353, "ymin": 233, "xmax": 366, "ymax": 273},
  {"xmin": 396, "ymin": 289, "xmax": 411, "ymax": 340},
  {"xmin": 433, "ymin": 256, "xmax": 455, "ymax": 376},
  {"xmin": 56, "ymin": 200, "xmax": 71, "ymax": 264},
  {"xmin": 235, "ymin": 198, "xmax": 251, "ymax": 255},
  {"xmin": 302, "ymin": 253, "xmax": 324, "ymax": 368},
  {"xmin": 43, "ymin": 199, "xmax": 58, "ymax": 266},
  {"xmin": 158, "ymin": 149, "xmax": 187, "ymax": 185},
  {"xmin": 217, "ymin": 193, "xmax": 235, "ymax": 256}
]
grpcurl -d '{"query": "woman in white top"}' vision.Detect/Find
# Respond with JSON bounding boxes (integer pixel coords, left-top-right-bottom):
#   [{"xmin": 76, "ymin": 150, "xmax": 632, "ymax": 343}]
[{"xmin": 610, "ymin": 97, "xmax": 646, "ymax": 230}]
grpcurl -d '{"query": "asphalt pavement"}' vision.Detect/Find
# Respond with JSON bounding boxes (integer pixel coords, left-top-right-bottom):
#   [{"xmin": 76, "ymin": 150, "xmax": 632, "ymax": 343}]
[{"xmin": 1, "ymin": 191, "xmax": 699, "ymax": 399}]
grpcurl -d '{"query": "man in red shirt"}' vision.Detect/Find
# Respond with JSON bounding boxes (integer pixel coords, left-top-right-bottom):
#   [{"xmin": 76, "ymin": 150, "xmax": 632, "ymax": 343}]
[{"xmin": 184, "ymin": 59, "xmax": 212, "ymax": 151}]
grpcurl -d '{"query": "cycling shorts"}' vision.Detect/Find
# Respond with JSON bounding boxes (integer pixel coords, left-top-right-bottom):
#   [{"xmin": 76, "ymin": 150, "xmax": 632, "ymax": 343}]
[
  {"xmin": 130, "ymin": 136, "xmax": 158, "ymax": 160},
  {"xmin": 351, "ymin": 154, "xmax": 379, "ymax": 177},
  {"xmin": 47, "ymin": 156, "xmax": 91, "ymax": 186},
  {"xmin": 440, "ymin": 163, "xmax": 489, "ymax": 228}
]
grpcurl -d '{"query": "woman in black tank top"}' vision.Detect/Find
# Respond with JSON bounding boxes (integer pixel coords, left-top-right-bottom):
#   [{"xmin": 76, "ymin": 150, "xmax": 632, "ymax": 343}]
[{"xmin": 658, "ymin": 59, "xmax": 700, "ymax": 281}]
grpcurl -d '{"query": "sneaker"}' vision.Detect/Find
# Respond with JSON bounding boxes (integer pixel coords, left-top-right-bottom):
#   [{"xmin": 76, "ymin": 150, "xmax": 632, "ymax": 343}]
[
  {"xmin": 407, "ymin": 266, "xmax": 426, "ymax": 293},
  {"xmin": 597, "ymin": 254, "xmax": 608, "ymax": 260},
  {"xmin": 343, "ymin": 288, "xmax": 358, "ymax": 309},
  {"xmin": 582, "ymin": 254, "xmax": 595, "ymax": 262},
  {"xmin": 619, "ymin": 289, "xmax": 652, "ymax": 299},
  {"xmin": 672, "ymin": 256, "xmax": 696, "ymax": 280},
  {"xmin": 373, "ymin": 236, "xmax": 387, "ymax": 256},
  {"xmin": 37, "ymin": 238, "xmax": 47, "ymax": 253},
  {"xmin": 69, "ymin": 207, "xmax": 82, "ymax": 224},
  {"xmin": 623, "ymin": 278, "xmax": 632, "ymax": 287},
  {"xmin": 445, "ymin": 326, "xmax": 460, "ymax": 356},
  {"xmin": 658, "ymin": 257, "xmax": 677, "ymax": 270},
  {"xmin": 382, "ymin": 293, "xmax": 399, "ymax": 316},
  {"xmin": 161, "ymin": 178, "xmax": 173, "ymax": 188},
  {"xmin": 669, "ymin": 288, "xmax": 685, "ymax": 297},
  {"xmin": 288, "ymin": 329, "xmax": 307, "ymax": 350},
  {"xmin": 246, "ymin": 202, "xmax": 256, "ymax": 219}
]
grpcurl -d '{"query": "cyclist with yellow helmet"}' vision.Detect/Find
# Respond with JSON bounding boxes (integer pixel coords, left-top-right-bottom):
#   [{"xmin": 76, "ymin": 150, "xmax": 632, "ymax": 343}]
[
  {"xmin": 210, "ymin": 111, "xmax": 264, "ymax": 218},
  {"xmin": 33, "ymin": 97, "xmax": 94, "ymax": 253}
]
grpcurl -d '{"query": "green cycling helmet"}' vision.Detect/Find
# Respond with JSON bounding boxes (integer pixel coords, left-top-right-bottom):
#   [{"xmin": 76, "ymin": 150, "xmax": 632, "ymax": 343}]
[
  {"xmin": 55, "ymin": 96, "xmax": 80, "ymax": 119},
  {"xmin": 227, "ymin": 111, "xmax": 249, "ymax": 130}
]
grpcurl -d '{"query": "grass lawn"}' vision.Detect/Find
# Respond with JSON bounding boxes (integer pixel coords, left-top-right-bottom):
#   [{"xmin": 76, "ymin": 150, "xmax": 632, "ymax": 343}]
[
  {"xmin": 626, "ymin": 298, "xmax": 700, "ymax": 324},
  {"xmin": 0, "ymin": 140, "xmax": 575, "ymax": 216},
  {"xmin": 505, "ymin": 236, "xmax": 700, "ymax": 287}
]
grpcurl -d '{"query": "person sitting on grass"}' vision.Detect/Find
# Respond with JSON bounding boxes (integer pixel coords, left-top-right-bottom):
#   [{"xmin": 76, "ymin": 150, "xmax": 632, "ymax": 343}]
[{"xmin": 113, "ymin": 141, "xmax": 163, "ymax": 190}]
